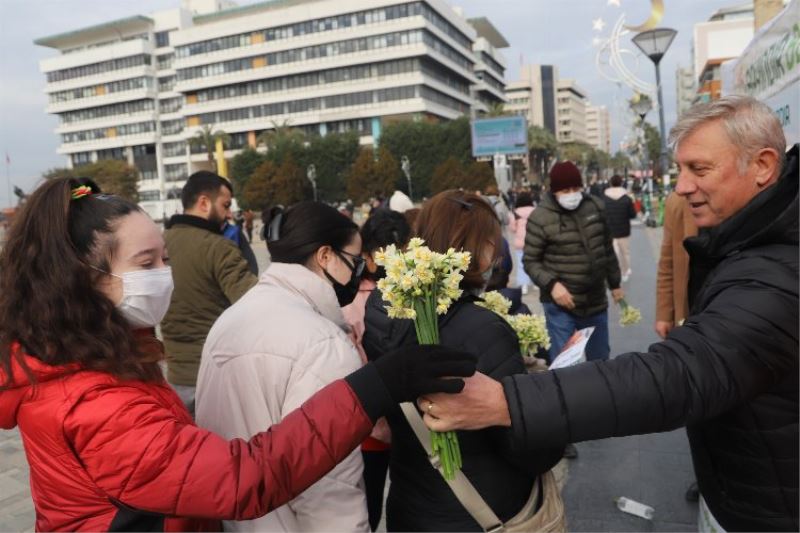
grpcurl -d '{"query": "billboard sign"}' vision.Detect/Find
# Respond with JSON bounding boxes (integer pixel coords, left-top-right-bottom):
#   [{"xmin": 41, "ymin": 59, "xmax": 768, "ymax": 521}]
[
  {"xmin": 471, "ymin": 116, "xmax": 529, "ymax": 157},
  {"xmin": 721, "ymin": 0, "xmax": 799, "ymax": 145}
]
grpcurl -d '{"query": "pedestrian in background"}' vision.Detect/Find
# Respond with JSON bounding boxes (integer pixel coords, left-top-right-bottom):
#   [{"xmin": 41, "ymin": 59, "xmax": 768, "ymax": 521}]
[
  {"xmin": 508, "ymin": 191, "xmax": 535, "ymax": 294},
  {"xmin": 0, "ymin": 178, "xmax": 477, "ymax": 532},
  {"xmin": 222, "ymin": 212, "xmax": 259, "ymax": 275},
  {"xmin": 343, "ymin": 208, "xmax": 411, "ymax": 531},
  {"xmin": 603, "ymin": 174, "xmax": 637, "ymax": 282},
  {"xmin": 524, "ymin": 161, "xmax": 624, "ymax": 365},
  {"xmin": 655, "ymin": 191, "xmax": 698, "ymax": 339},
  {"xmin": 162, "ymin": 171, "xmax": 257, "ymax": 415}
]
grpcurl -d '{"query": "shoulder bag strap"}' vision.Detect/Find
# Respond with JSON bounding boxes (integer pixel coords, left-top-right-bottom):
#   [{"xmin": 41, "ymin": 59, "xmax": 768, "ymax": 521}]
[{"xmin": 400, "ymin": 402, "xmax": 506, "ymax": 533}]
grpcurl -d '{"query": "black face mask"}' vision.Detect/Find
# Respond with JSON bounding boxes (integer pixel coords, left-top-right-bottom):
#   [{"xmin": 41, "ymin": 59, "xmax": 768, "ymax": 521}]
[
  {"xmin": 324, "ymin": 269, "xmax": 361, "ymax": 307},
  {"xmin": 324, "ymin": 249, "xmax": 365, "ymax": 307}
]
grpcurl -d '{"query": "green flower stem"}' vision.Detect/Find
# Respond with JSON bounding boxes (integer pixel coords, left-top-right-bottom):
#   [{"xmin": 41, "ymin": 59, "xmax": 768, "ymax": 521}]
[{"xmin": 413, "ymin": 291, "xmax": 460, "ymax": 480}]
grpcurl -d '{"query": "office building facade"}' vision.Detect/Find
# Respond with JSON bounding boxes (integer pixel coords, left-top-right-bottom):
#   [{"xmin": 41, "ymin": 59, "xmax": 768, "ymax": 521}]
[
  {"xmin": 693, "ymin": 2, "xmax": 754, "ymax": 103},
  {"xmin": 36, "ymin": 0, "xmax": 507, "ymax": 219},
  {"xmin": 556, "ymin": 79, "xmax": 588, "ymax": 144},
  {"xmin": 504, "ymin": 64, "xmax": 558, "ymax": 136},
  {"xmin": 585, "ymin": 104, "xmax": 610, "ymax": 154}
]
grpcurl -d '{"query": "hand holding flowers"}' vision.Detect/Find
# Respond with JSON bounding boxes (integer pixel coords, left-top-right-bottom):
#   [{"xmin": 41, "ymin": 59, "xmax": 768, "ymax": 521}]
[{"xmin": 374, "ymin": 238, "xmax": 470, "ymax": 479}]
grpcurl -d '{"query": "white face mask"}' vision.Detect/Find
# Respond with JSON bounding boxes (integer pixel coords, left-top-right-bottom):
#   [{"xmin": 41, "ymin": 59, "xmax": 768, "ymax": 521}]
[
  {"xmin": 111, "ymin": 267, "xmax": 174, "ymax": 328},
  {"xmin": 557, "ymin": 191, "xmax": 583, "ymax": 211}
]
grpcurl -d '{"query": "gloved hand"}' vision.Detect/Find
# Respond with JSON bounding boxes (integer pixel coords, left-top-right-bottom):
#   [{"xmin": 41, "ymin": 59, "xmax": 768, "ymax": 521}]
[{"xmin": 373, "ymin": 344, "xmax": 477, "ymax": 404}]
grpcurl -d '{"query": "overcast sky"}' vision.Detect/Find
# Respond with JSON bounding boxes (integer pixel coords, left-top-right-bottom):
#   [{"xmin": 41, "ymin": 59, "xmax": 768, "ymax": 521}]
[{"xmin": 0, "ymin": 0, "xmax": 742, "ymax": 207}]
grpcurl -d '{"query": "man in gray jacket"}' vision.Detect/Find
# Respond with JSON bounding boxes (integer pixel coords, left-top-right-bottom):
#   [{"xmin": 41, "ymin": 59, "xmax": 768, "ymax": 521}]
[{"xmin": 524, "ymin": 161, "xmax": 624, "ymax": 363}]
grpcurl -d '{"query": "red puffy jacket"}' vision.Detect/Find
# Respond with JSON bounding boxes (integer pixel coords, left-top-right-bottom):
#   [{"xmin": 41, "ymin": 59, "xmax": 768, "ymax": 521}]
[{"xmin": 0, "ymin": 343, "xmax": 373, "ymax": 531}]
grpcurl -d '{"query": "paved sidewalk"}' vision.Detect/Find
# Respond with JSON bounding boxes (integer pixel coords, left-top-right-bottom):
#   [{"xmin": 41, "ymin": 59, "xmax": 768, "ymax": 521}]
[{"xmin": 542, "ymin": 224, "xmax": 699, "ymax": 532}]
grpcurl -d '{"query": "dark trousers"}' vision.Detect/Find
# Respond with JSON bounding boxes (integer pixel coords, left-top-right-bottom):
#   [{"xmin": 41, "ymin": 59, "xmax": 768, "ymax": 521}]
[{"xmin": 362, "ymin": 450, "xmax": 390, "ymax": 531}]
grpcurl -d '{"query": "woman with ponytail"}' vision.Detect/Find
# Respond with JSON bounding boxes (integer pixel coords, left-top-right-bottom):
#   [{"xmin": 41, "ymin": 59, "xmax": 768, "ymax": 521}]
[
  {"xmin": 0, "ymin": 180, "xmax": 475, "ymax": 532},
  {"xmin": 196, "ymin": 201, "xmax": 394, "ymax": 532}
]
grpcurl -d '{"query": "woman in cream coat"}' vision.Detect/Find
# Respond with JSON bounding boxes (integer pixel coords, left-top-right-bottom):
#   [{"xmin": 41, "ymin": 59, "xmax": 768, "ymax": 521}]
[{"xmin": 196, "ymin": 202, "xmax": 369, "ymax": 532}]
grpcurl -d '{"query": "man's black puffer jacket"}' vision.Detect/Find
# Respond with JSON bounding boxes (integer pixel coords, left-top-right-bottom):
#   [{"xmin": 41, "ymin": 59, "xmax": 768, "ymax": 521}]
[
  {"xmin": 363, "ymin": 292, "xmax": 563, "ymax": 531},
  {"xmin": 523, "ymin": 193, "xmax": 622, "ymax": 317},
  {"xmin": 501, "ymin": 145, "xmax": 799, "ymax": 532}
]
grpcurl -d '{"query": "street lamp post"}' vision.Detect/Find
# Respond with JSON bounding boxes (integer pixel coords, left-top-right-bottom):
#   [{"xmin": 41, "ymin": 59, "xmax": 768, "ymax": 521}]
[
  {"xmin": 401, "ymin": 155, "xmax": 412, "ymax": 200},
  {"xmin": 632, "ymin": 28, "xmax": 677, "ymax": 185},
  {"xmin": 306, "ymin": 164, "xmax": 317, "ymax": 202}
]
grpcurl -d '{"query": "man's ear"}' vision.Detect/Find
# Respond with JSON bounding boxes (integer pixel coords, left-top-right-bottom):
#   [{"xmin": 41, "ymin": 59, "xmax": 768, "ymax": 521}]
[
  {"xmin": 195, "ymin": 194, "xmax": 211, "ymax": 214},
  {"xmin": 752, "ymin": 148, "xmax": 782, "ymax": 188}
]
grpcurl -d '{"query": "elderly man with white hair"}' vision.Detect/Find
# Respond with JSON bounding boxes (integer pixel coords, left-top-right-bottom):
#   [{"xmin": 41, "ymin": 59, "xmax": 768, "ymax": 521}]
[{"xmin": 418, "ymin": 96, "xmax": 798, "ymax": 532}]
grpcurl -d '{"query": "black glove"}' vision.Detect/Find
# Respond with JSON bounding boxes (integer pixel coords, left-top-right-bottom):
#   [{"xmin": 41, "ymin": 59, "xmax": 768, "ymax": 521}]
[
  {"xmin": 374, "ymin": 344, "xmax": 477, "ymax": 403},
  {"xmin": 345, "ymin": 345, "xmax": 477, "ymax": 422}
]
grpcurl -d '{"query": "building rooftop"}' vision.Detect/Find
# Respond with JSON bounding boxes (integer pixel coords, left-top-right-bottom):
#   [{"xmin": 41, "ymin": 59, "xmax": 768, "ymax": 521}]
[
  {"xmin": 193, "ymin": 0, "xmax": 319, "ymax": 24},
  {"xmin": 466, "ymin": 17, "xmax": 510, "ymax": 48},
  {"xmin": 709, "ymin": 2, "xmax": 753, "ymax": 21},
  {"xmin": 34, "ymin": 15, "xmax": 154, "ymax": 49}
]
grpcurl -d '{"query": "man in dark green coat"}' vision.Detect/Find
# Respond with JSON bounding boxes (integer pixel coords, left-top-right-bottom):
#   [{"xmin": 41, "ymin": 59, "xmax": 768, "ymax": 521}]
[
  {"xmin": 162, "ymin": 171, "xmax": 258, "ymax": 415},
  {"xmin": 523, "ymin": 162, "xmax": 624, "ymax": 363}
]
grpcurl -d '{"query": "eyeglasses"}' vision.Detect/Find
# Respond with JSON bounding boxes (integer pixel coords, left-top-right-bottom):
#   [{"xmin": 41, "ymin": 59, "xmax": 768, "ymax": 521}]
[{"xmin": 335, "ymin": 249, "xmax": 366, "ymax": 278}]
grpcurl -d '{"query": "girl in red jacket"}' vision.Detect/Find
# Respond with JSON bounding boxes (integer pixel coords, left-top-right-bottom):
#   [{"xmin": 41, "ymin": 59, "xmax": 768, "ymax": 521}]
[{"xmin": 0, "ymin": 177, "xmax": 474, "ymax": 532}]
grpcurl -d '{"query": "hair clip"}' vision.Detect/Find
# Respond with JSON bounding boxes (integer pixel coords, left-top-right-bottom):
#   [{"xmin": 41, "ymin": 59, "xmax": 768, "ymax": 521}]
[
  {"xmin": 266, "ymin": 211, "xmax": 284, "ymax": 242},
  {"xmin": 446, "ymin": 196, "xmax": 474, "ymax": 210},
  {"xmin": 71, "ymin": 185, "xmax": 93, "ymax": 200}
]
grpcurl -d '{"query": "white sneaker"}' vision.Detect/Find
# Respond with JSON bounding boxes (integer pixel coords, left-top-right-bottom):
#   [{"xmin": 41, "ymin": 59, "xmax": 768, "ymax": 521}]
[
  {"xmin": 625, "ymin": 269, "xmax": 632, "ymax": 278},
  {"xmin": 521, "ymin": 284, "xmax": 529, "ymax": 295},
  {"xmin": 622, "ymin": 274, "xmax": 630, "ymax": 283}
]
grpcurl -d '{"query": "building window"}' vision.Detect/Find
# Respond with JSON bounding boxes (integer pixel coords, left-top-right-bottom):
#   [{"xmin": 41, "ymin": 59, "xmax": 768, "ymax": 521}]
[
  {"xmin": 176, "ymin": 29, "xmax": 456, "ymax": 82},
  {"xmin": 139, "ymin": 190, "xmax": 161, "ymax": 201},
  {"xmin": 174, "ymin": 2, "xmax": 469, "ymax": 59},
  {"xmin": 46, "ymin": 54, "xmax": 151, "ymax": 83},
  {"xmin": 158, "ymin": 97, "xmax": 183, "ymax": 114},
  {"xmin": 71, "ymin": 152, "xmax": 92, "ymax": 166},
  {"xmin": 49, "ymin": 77, "xmax": 151, "ymax": 104},
  {"xmin": 59, "ymin": 99, "xmax": 155, "ymax": 124},
  {"xmin": 155, "ymin": 31, "xmax": 171, "ymax": 48},
  {"xmin": 165, "ymin": 163, "xmax": 188, "ymax": 182},
  {"xmin": 62, "ymin": 121, "xmax": 155, "ymax": 144},
  {"xmin": 157, "ymin": 54, "xmax": 174, "ymax": 70},
  {"xmin": 161, "ymin": 119, "xmax": 184, "ymax": 136},
  {"xmin": 158, "ymin": 76, "xmax": 176, "ymax": 92}
]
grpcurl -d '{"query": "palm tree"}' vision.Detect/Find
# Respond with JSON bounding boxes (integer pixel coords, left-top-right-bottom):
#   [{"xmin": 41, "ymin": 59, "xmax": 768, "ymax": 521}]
[
  {"xmin": 528, "ymin": 126, "xmax": 558, "ymax": 181},
  {"xmin": 485, "ymin": 102, "xmax": 507, "ymax": 117},
  {"xmin": 188, "ymin": 124, "xmax": 231, "ymax": 171},
  {"xmin": 257, "ymin": 120, "xmax": 305, "ymax": 153}
]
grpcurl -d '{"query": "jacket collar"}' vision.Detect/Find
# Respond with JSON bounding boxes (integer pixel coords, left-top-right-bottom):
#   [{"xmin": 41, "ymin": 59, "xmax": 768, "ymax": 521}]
[
  {"xmin": 685, "ymin": 144, "xmax": 798, "ymax": 263},
  {"xmin": 261, "ymin": 263, "xmax": 348, "ymax": 331},
  {"xmin": 166, "ymin": 214, "xmax": 223, "ymax": 235}
]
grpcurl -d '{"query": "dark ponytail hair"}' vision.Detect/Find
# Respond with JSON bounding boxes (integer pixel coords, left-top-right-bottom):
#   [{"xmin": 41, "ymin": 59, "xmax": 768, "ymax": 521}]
[
  {"xmin": 361, "ymin": 208, "xmax": 411, "ymax": 253},
  {"xmin": 265, "ymin": 201, "xmax": 358, "ymax": 264},
  {"xmin": 0, "ymin": 177, "xmax": 162, "ymax": 389}
]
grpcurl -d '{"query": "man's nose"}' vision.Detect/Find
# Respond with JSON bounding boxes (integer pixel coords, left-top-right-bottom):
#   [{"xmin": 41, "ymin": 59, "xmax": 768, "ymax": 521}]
[{"xmin": 674, "ymin": 171, "xmax": 695, "ymax": 197}]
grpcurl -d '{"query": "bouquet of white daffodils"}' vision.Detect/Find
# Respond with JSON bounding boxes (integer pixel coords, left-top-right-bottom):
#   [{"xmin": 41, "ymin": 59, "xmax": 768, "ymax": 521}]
[
  {"xmin": 507, "ymin": 314, "xmax": 551, "ymax": 358},
  {"xmin": 618, "ymin": 298, "xmax": 642, "ymax": 327},
  {"xmin": 476, "ymin": 290, "xmax": 513, "ymax": 317},
  {"xmin": 374, "ymin": 238, "xmax": 470, "ymax": 479},
  {"xmin": 478, "ymin": 291, "xmax": 550, "ymax": 359}
]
